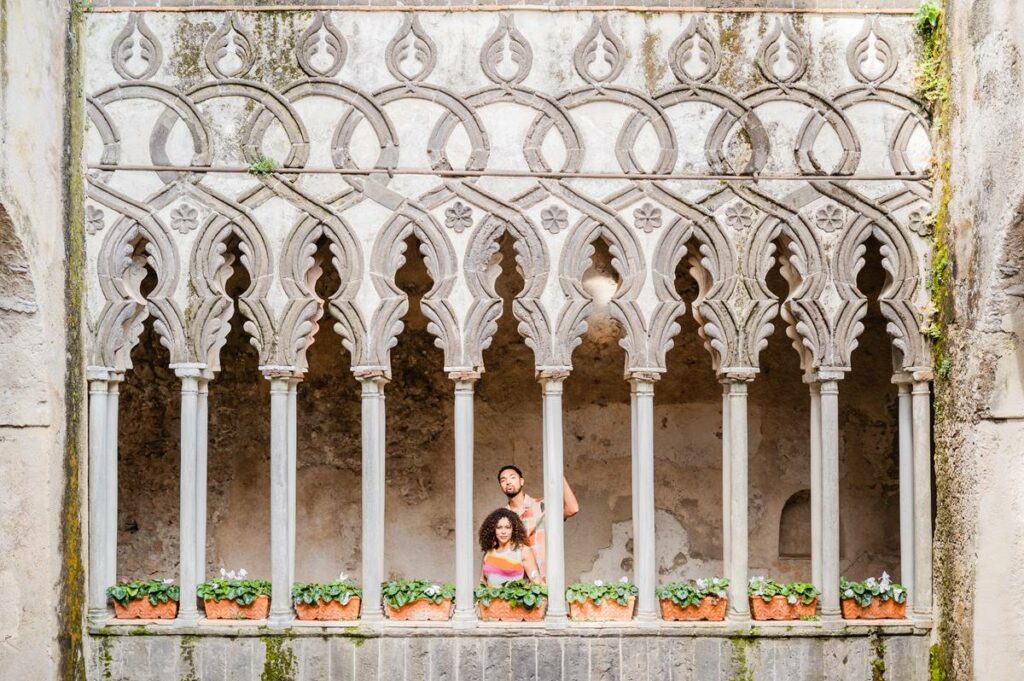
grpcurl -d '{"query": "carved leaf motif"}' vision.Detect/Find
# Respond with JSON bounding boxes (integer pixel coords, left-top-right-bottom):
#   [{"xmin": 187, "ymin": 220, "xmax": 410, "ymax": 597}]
[
  {"xmin": 385, "ymin": 16, "xmax": 436, "ymax": 82},
  {"xmin": 205, "ymin": 12, "xmax": 255, "ymax": 79},
  {"xmin": 297, "ymin": 12, "xmax": 347, "ymax": 78},
  {"xmin": 847, "ymin": 17, "xmax": 897, "ymax": 86},
  {"xmin": 111, "ymin": 15, "xmax": 163, "ymax": 81},
  {"xmin": 481, "ymin": 15, "xmax": 533, "ymax": 85},
  {"xmin": 756, "ymin": 18, "xmax": 808, "ymax": 85},
  {"xmin": 668, "ymin": 17, "xmax": 720, "ymax": 84},
  {"xmin": 574, "ymin": 17, "xmax": 625, "ymax": 84}
]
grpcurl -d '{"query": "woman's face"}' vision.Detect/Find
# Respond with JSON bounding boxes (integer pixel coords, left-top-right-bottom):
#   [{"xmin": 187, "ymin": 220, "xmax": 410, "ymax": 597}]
[{"xmin": 495, "ymin": 517, "xmax": 513, "ymax": 545}]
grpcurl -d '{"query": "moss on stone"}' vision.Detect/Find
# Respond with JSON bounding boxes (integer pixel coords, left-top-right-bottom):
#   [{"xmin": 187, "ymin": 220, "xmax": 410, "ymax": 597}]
[
  {"xmin": 869, "ymin": 633, "xmax": 886, "ymax": 681},
  {"xmin": 98, "ymin": 636, "xmax": 112, "ymax": 680},
  {"xmin": 251, "ymin": 11, "xmax": 306, "ymax": 90},
  {"xmin": 729, "ymin": 636, "xmax": 754, "ymax": 681},
  {"xmin": 171, "ymin": 17, "xmax": 216, "ymax": 87},
  {"xmin": 929, "ymin": 643, "xmax": 948, "ymax": 681},
  {"xmin": 180, "ymin": 635, "xmax": 199, "ymax": 681},
  {"xmin": 261, "ymin": 634, "xmax": 297, "ymax": 681},
  {"xmin": 639, "ymin": 24, "xmax": 665, "ymax": 95}
]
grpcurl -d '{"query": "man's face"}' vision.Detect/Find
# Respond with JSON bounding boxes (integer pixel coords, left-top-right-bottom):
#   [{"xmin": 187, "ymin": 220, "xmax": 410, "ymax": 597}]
[{"xmin": 499, "ymin": 469, "xmax": 523, "ymax": 498}]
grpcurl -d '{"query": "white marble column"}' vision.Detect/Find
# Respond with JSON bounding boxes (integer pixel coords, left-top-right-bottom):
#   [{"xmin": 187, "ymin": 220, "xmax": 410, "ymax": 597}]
[
  {"xmin": 894, "ymin": 376, "xmax": 915, "ymax": 608},
  {"xmin": 818, "ymin": 373, "xmax": 842, "ymax": 619},
  {"xmin": 808, "ymin": 379, "xmax": 823, "ymax": 592},
  {"xmin": 912, "ymin": 378, "xmax": 933, "ymax": 618},
  {"xmin": 194, "ymin": 374, "xmax": 211, "ymax": 585},
  {"xmin": 104, "ymin": 374, "xmax": 123, "ymax": 594},
  {"xmin": 287, "ymin": 377, "xmax": 300, "ymax": 591},
  {"xmin": 720, "ymin": 382, "xmax": 731, "ymax": 582},
  {"xmin": 87, "ymin": 369, "xmax": 111, "ymax": 624},
  {"xmin": 266, "ymin": 372, "xmax": 292, "ymax": 624},
  {"xmin": 540, "ymin": 371, "xmax": 568, "ymax": 627},
  {"xmin": 629, "ymin": 374, "xmax": 658, "ymax": 625},
  {"xmin": 451, "ymin": 372, "xmax": 479, "ymax": 627},
  {"xmin": 358, "ymin": 372, "xmax": 388, "ymax": 623},
  {"xmin": 174, "ymin": 364, "xmax": 203, "ymax": 623},
  {"xmin": 726, "ymin": 378, "xmax": 751, "ymax": 620}
]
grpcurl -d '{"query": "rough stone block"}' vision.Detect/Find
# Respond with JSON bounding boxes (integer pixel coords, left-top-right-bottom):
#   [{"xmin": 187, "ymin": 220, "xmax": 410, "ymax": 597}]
[
  {"xmin": 536, "ymin": 637, "xmax": 563, "ymax": 681},
  {"xmin": 456, "ymin": 638, "xmax": 483, "ymax": 681},
  {"xmin": 562, "ymin": 637, "xmax": 590, "ymax": 681},
  {"xmin": 200, "ymin": 638, "xmax": 228, "ymax": 681},
  {"xmin": 297, "ymin": 637, "xmax": 331, "ymax": 681},
  {"xmin": 224, "ymin": 637, "xmax": 255, "ymax": 681},
  {"xmin": 511, "ymin": 638, "xmax": 537, "ymax": 681},
  {"xmin": 483, "ymin": 638, "xmax": 511, "ymax": 681},
  {"xmin": 620, "ymin": 637, "xmax": 647, "ymax": 681},
  {"xmin": 354, "ymin": 638, "xmax": 381, "ymax": 681},
  {"xmin": 667, "ymin": 637, "xmax": 695, "ymax": 680},
  {"xmin": 381, "ymin": 637, "xmax": 407, "ymax": 681},
  {"xmin": 590, "ymin": 639, "xmax": 620, "ymax": 681},
  {"xmin": 694, "ymin": 637, "xmax": 723, "ymax": 680},
  {"xmin": 407, "ymin": 636, "xmax": 430, "ymax": 680},
  {"xmin": 430, "ymin": 637, "xmax": 456, "ymax": 681},
  {"xmin": 329, "ymin": 636, "xmax": 355, "ymax": 681}
]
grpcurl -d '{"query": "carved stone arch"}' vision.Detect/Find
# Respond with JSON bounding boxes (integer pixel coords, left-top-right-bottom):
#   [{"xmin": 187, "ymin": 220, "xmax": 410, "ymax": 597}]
[
  {"xmin": 463, "ymin": 215, "xmax": 551, "ymax": 371},
  {"xmin": 278, "ymin": 214, "xmax": 364, "ymax": 371},
  {"xmin": 555, "ymin": 216, "xmax": 644, "ymax": 371},
  {"xmin": 91, "ymin": 197, "xmax": 185, "ymax": 370},
  {"xmin": 832, "ymin": 212, "xmax": 923, "ymax": 370},
  {"xmin": 190, "ymin": 210, "xmax": 274, "ymax": 371},
  {"xmin": 367, "ymin": 208, "xmax": 458, "ymax": 375}
]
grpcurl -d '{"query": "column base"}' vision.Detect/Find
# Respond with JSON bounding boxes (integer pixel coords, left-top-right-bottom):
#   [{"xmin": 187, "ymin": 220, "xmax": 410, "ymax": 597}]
[
  {"xmin": 819, "ymin": 608, "xmax": 842, "ymax": 623},
  {"xmin": 88, "ymin": 607, "xmax": 111, "ymax": 627},
  {"xmin": 635, "ymin": 612, "xmax": 660, "ymax": 629},
  {"xmin": 452, "ymin": 610, "xmax": 477, "ymax": 629},
  {"xmin": 360, "ymin": 610, "xmax": 385, "ymax": 628},
  {"xmin": 175, "ymin": 610, "xmax": 201, "ymax": 626},
  {"xmin": 267, "ymin": 611, "xmax": 293, "ymax": 627},
  {"xmin": 544, "ymin": 613, "xmax": 568, "ymax": 630}
]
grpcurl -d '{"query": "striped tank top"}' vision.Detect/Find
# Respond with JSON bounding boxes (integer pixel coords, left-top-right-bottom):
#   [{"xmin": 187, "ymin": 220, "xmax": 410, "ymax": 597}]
[{"xmin": 481, "ymin": 546, "xmax": 526, "ymax": 586}]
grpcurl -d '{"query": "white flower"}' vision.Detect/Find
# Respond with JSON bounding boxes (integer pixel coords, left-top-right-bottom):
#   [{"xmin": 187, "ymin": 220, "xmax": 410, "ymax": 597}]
[
  {"xmin": 865, "ymin": 577, "xmax": 876, "ymax": 586},
  {"xmin": 338, "ymin": 572, "xmax": 349, "ymax": 582},
  {"xmin": 163, "ymin": 578, "xmax": 174, "ymax": 585},
  {"xmin": 340, "ymin": 593, "xmax": 351, "ymax": 605},
  {"xmin": 424, "ymin": 584, "xmax": 440, "ymax": 597},
  {"xmin": 594, "ymin": 580, "xmax": 603, "ymax": 587},
  {"xmin": 844, "ymin": 589, "xmax": 854, "ymax": 598},
  {"xmin": 717, "ymin": 591, "xmax": 727, "ymax": 599},
  {"xmin": 220, "ymin": 568, "xmax": 227, "ymax": 578},
  {"xmin": 619, "ymin": 576, "xmax": 629, "ymax": 584},
  {"xmin": 239, "ymin": 569, "xmax": 248, "ymax": 578},
  {"xmin": 696, "ymin": 578, "xmax": 708, "ymax": 590},
  {"xmin": 787, "ymin": 594, "xmax": 798, "ymax": 605}
]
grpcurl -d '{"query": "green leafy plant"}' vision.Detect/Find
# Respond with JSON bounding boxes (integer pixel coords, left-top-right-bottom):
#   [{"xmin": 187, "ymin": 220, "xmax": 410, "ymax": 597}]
[
  {"xmin": 915, "ymin": 0, "xmax": 942, "ymax": 36},
  {"xmin": 841, "ymin": 573, "xmax": 907, "ymax": 608},
  {"xmin": 747, "ymin": 577, "xmax": 820, "ymax": 605},
  {"xmin": 292, "ymin": 578, "xmax": 362, "ymax": 606},
  {"xmin": 566, "ymin": 577, "xmax": 638, "ymax": 607},
  {"xmin": 656, "ymin": 577, "xmax": 729, "ymax": 609},
  {"xmin": 106, "ymin": 578, "xmax": 179, "ymax": 607},
  {"xmin": 381, "ymin": 579, "xmax": 455, "ymax": 609},
  {"xmin": 247, "ymin": 155, "xmax": 278, "ymax": 176},
  {"xmin": 474, "ymin": 579, "xmax": 548, "ymax": 610},
  {"xmin": 197, "ymin": 568, "xmax": 270, "ymax": 606},
  {"xmin": 72, "ymin": 0, "xmax": 94, "ymax": 13},
  {"xmin": 914, "ymin": 0, "xmax": 947, "ymax": 111}
]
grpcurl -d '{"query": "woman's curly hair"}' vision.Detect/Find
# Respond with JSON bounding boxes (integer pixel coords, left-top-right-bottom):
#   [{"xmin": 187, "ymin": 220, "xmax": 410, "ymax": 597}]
[{"xmin": 479, "ymin": 508, "xmax": 529, "ymax": 553}]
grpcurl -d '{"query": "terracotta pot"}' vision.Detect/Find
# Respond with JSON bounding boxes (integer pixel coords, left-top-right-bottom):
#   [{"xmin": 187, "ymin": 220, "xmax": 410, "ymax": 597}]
[
  {"xmin": 385, "ymin": 598, "xmax": 453, "ymax": 621},
  {"xmin": 203, "ymin": 595, "xmax": 270, "ymax": 620},
  {"xmin": 295, "ymin": 596, "xmax": 361, "ymax": 621},
  {"xmin": 477, "ymin": 598, "xmax": 547, "ymax": 622},
  {"xmin": 112, "ymin": 598, "xmax": 178, "ymax": 620},
  {"xmin": 841, "ymin": 597, "xmax": 906, "ymax": 620},
  {"xmin": 749, "ymin": 595, "xmax": 818, "ymax": 621},
  {"xmin": 568, "ymin": 595, "xmax": 636, "ymax": 622},
  {"xmin": 659, "ymin": 596, "xmax": 727, "ymax": 622}
]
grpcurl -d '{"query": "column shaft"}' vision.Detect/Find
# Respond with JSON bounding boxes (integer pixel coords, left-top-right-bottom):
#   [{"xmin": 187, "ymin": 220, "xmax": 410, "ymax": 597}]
[
  {"xmin": 177, "ymin": 372, "xmax": 200, "ymax": 623},
  {"xmin": 105, "ymin": 379, "xmax": 121, "ymax": 592},
  {"xmin": 87, "ymin": 377, "xmax": 110, "ymax": 623},
  {"xmin": 897, "ymin": 381, "xmax": 915, "ymax": 607},
  {"xmin": 452, "ymin": 377, "xmax": 477, "ymax": 626},
  {"xmin": 195, "ymin": 378, "xmax": 209, "ymax": 584},
  {"xmin": 819, "ymin": 380, "xmax": 841, "ymax": 618},
  {"xmin": 287, "ymin": 378, "xmax": 299, "ymax": 590},
  {"xmin": 809, "ymin": 382, "xmax": 823, "ymax": 591},
  {"xmin": 721, "ymin": 384, "xmax": 731, "ymax": 581},
  {"xmin": 727, "ymin": 381, "xmax": 749, "ymax": 619},
  {"xmin": 268, "ymin": 376, "xmax": 291, "ymax": 624},
  {"xmin": 631, "ymin": 377, "xmax": 657, "ymax": 623},
  {"xmin": 541, "ymin": 375, "xmax": 567, "ymax": 626},
  {"xmin": 360, "ymin": 376, "xmax": 387, "ymax": 622},
  {"xmin": 912, "ymin": 381, "xmax": 932, "ymax": 617}
]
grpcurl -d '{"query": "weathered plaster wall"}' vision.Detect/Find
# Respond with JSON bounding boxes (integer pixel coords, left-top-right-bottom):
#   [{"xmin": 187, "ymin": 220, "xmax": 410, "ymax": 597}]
[
  {"xmin": 117, "ymin": 240, "xmax": 903, "ymax": 588},
  {"xmin": 0, "ymin": 1, "xmax": 74, "ymax": 679},
  {"xmin": 936, "ymin": 1, "xmax": 1024, "ymax": 679}
]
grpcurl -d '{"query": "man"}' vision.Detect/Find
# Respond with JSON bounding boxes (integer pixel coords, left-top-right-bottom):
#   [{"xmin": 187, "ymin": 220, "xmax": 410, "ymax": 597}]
[{"xmin": 498, "ymin": 464, "xmax": 579, "ymax": 579}]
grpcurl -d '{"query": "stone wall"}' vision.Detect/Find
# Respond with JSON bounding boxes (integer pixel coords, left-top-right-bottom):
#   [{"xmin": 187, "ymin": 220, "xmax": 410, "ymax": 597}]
[
  {"xmin": 936, "ymin": 1, "xmax": 1024, "ymax": 680},
  {"xmin": 88, "ymin": 627, "xmax": 931, "ymax": 681},
  {"xmin": 0, "ymin": 1, "xmax": 76, "ymax": 679}
]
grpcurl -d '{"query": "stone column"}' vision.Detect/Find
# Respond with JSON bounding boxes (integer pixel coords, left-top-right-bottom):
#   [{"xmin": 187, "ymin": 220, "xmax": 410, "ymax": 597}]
[
  {"xmin": 174, "ymin": 364, "xmax": 203, "ymax": 624},
  {"xmin": 87, "ymin": 368, "xmax": 111, "ymax": 624},
  {"xmin": 629, "ymin": 373, "xmax": 658, "ymax": 625},
  {"xmin": 818, "ymin": 371, "xmax": 843, "ymax": 619},
  {"xmin": 358, "ymin": 371, "xmax": 388, "ymax": 623},
  {"xmin": 451, "ymin": 372, "xmax": 479, "ymax": 627},
  {"xmin": 104, "ymin": 373, "xmax": 123, "ymax": 593},
  {"xmin": 725, "ymin": 377, "xmax": 752, "ymax": 620},
  {"xmin": 264, "ymin": 369, "xmax": 296, "ymax": 625},
  {"xmin": 540, "ymin": 370, "xmax": 569, "ymax": 627},
  {"xmin": 287, "ymin": 377, "xmax": 300, "ymax": 590},
  {"xmin": 893, "ymin": 375, "xmax": 914, "ymax": 607},
  {"xmin": 912, "ymin": 377, "xmax": 933, "ymax": 618},
  {"xmin": 195, "ymin": 373, "xmax": 211, "ymax": 585},
  {"xmin": 720, "ymin": 382, "xmax": 731, "ymax": 581},
  {"xmin": 807, "ymin": 379, "xmax": 823, "ymax": 592}
]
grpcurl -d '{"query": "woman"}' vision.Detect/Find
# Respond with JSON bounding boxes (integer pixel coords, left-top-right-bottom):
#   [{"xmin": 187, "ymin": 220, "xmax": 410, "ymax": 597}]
[{"xmin": 478, "ymin": 508, "xmax": 543, "ymax": 586}]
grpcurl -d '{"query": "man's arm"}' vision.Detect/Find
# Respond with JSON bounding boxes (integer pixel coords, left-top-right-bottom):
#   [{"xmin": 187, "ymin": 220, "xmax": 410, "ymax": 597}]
[{"xmin": 563, "ymin": 477, "xmax": 579, "ymax": 518}]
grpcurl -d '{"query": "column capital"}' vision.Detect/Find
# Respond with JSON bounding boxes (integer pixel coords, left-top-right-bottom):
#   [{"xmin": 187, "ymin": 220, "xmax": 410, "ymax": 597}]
[
  {"xmin": 448, "ymin": 370, "xmax": 481, "ymax": 383},
  {"xmin": 171, "ymin": 363, "xmax": 206, "ymax": 379},
  {"xmin": 891, "ymin": 371, "xmax": 914, "ymax": 386},
  {"xmin": 627, "ymin": 370, "xmax": 662, "ymax": 383},
  {"xmin": 536, "ymin": 368, "xmax": 570, "ymax": 382},
  {"xmin": 353, "ymin": 368, "xmax": 390, "ymax": 383},
  {"xmin": 260, "ymin": 365, "xmax": 303, "ymax": 380},
  {"xmin": 720, "ymin": 370, "xmax": 757, "ymax": 383},
  {"xmin": 808, "ymin": 367, "xmax": 845, "ymax": 383},
  {"xmin": 86, "ymin": 365, "xmax": 115, "ymax": 382},
  {"xmin": 911, "ymin": 380, "xmax": 932, "ymax": 395},
  {"xmin": 911, "ymin": 368, "xmax": 935, "ymax": 383}
]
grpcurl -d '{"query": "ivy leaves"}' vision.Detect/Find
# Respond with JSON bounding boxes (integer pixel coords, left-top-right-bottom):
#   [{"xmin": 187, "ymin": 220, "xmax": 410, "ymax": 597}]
[
  {"xmin": 106, "ymin": 579, "xmax": 180, "ymax": 607},
  {"xmin": 473, "ymin": 579, "xmax": 548, "ymax": 610},
  {"xmin": 197, "ymin": 577, "xmax": 271, "ymax": 606}
]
